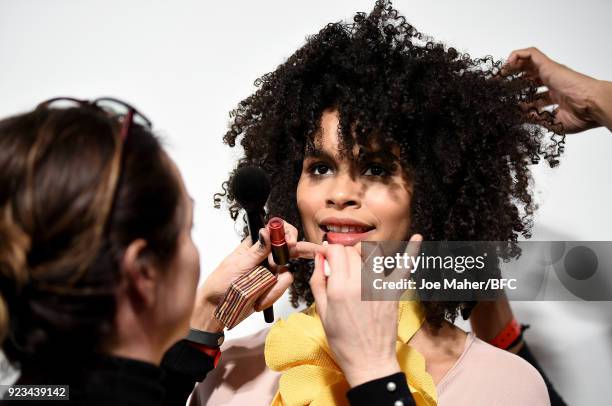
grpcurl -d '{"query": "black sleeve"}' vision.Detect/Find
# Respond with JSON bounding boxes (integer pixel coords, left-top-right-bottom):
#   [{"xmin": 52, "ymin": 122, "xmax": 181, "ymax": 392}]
[
  {"xmin": 160, "ymin": 339, "xmax": 216, "ymax": 406},
  {"xmin": 346, "ymin": 372, "xmax": 416, "ymax": 406},
  {"xmin": 517, "ymin": 341, "xmax": 568, "ymax": 406}
]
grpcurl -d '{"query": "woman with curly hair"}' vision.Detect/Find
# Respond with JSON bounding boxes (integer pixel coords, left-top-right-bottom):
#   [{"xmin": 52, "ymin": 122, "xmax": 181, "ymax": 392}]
[{"xmin": 194, "ymin": 1, "xmax": 561, "ymax": 405}]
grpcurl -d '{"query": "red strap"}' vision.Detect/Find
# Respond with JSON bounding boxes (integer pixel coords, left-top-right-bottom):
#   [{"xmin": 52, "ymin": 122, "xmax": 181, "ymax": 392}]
[
  {"xmin": 489, "ymin": 317, "xmax": 521, "ymax": 349},
  {"xmin": 188, "ymin": 342, "xmax": 222, "ymax": 368}
]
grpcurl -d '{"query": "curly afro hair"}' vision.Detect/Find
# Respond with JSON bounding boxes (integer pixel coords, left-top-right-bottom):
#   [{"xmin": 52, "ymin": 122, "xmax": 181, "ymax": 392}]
[{"xmin": 214, "ymin": 0, "xmax": 564, "ymax": 328}]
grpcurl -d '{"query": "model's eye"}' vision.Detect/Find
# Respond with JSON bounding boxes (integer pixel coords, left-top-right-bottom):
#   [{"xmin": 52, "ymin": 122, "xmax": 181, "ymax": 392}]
[
  {"xmin": 363, "ymin": 163, "xmax": 389, "ymax": 177},
  {"xmin": 309, "ymin": 163, "xmax": 333, "ymax": 176}
]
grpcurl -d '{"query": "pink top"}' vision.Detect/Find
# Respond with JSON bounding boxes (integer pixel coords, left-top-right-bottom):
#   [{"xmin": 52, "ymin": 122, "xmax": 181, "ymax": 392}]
[{"xmin": 191, "ymin": 329, "xmax": 550, "ymax": 406}]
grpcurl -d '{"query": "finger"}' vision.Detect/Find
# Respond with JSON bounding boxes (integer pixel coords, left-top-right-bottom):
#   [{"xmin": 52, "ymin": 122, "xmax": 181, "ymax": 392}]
[
  {"xmin": 505, "ymin": 47, "xmax": 546, "ymax": 68},
  {"xmin": 236, "ymin": 228, "xmax": 272, "ymax": 268},
  {"xmin": 503, "ymin": 47, "xmax": 546, "ymax": 77},
  {"xmin": 267, "ymin": 251, "xmax": 279, "ymax": 269},
  {"xmin": 533, "ymin": 90, "xmax": 553, "ymax": 109},
  {"xmin": 309, "ymin": 253, "xmax": 328, "ymax": 314},
  {"xmin": 502, "ymin": 55, "xmax": 531, "ymax": 76},
  {"xmin": 510, "ymin": 47, "xmax": 548, "ymax": 65},
  {"xmin": 345, "ymin": 245, "xmax": 364, "ymax": 279},
  {"xmin": 502, "ymin": 50, "xmax": 535, "ymax": 76},
  {"xmin": 406, "ymin": 233, "xmax": 423, "ymax": 260},
  {"xmin": 282, "ymin": 220, "xmax": 299, "ymax": 247},
  {"xmin": 231, "ymin": 234, "xmax": 255, "ymax": 256},
  {"xmin": 520, "ymin": 90, "xmax": 554, "ymax": 113},
  {"xmin": 502, "ymin": 62, "xmax": 543, "ymax": 87},
  {"xmin": 506, "ymin": 47, "xmax": 555, "ymax": 85},
  {"xmin": 291, "ymin": 241, "xmax": 326, "ymax": 259},
  {"xmin": 524, "ymin": 107, "xmax": 564, "ymax": 133},
  {"xmin": 266, "ymin": 217, "xmax": 298, "ymax": 245},
  {"xmin": 254, "ymin": 271, "xmax": 294, "ymax": 311},
  {"xmin": 325, "ymin": 243, "xmax": 349, "ymax": 280}
]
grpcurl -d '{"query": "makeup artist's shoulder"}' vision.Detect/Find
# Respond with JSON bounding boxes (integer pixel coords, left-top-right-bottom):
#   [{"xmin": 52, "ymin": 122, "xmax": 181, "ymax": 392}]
[
  {"xmin": 438, "ymin": 334, "xmax": 550, "ymax": 405},
  {"xmin": 190, "ymin": 327, "xmax": 281, "ymax": 406}
]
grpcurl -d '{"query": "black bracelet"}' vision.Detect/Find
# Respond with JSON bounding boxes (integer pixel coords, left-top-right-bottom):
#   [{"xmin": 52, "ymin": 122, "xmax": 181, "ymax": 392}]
[
  {"xmin": 186, "ymin": 328, "xmax": 225, "ymax": 348},
  {"xmin": 507, "ymin": 323, "xmax": 530, "ymax": 349}
]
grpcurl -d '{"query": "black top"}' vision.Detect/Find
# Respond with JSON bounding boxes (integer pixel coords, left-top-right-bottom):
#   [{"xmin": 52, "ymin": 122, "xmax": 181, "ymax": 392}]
[
  {"xmin": 0, "ymin": 339, "xmax": 212, "ymax": 406},
  {"xmin": 347, "ymin": 372, "xmax": 416, "ymax": 406},
  {"xmin": 2, "ymin": 339, "xmax": 415, "ymax": 405}
]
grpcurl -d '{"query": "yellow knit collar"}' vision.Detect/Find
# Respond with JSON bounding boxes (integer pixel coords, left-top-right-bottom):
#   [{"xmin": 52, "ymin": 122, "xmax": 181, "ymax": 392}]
[{"xmin": 264, "ymin": 301, "xmax": 437, "ymax": 406}]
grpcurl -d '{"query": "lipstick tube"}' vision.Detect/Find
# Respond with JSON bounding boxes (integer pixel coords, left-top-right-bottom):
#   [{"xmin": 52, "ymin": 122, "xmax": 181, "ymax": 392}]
[{"xmin": 268, "ymin": 217, "xmax": 290, "ymax": 267}]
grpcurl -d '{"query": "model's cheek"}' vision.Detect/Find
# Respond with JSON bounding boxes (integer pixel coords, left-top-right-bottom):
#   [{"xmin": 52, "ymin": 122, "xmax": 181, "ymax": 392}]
[
  {"xmin": 297, "ymin": 179, "xmax": 321, "ymax": 242},
  {"xmin": 363, "ymin": 188, "xmax": 412, "ymax": 240},
  {"xmin": 297, "ymin": 199, "xmax": 319, "ymax": 243}
]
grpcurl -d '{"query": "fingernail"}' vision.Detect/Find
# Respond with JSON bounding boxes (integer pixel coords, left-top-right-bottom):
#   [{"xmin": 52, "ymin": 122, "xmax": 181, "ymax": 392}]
[
  {"xmin": 322, "ymin": 240, "xmax": 328, "ymax": 246},
  {"xmin": 323, "ymin": 258, "xmax": 331, "ymax": 277}
]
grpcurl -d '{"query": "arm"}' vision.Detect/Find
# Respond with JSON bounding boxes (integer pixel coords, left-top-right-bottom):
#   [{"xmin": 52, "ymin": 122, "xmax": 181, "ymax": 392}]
[
  {"xmin": 347, "ymin": 372, "xmax": 416, "ymax": 406},
  {"xmin": 309, "ymin": 236, "xmax": 423, "ymax": 406},
  {"xmin": 161, "ymin": 340, "xmax": 217, "ymax": 406},
  {"xmin": 591, "ymin": 79, "xmax": 612, "ymax": 131},
  {"xmin": 504, "ymin": 47, "xmax": 612, "ymax": 133},
  {"xmin": 160, "ymin": 219, "xmax": 319, "ymax": 405}
]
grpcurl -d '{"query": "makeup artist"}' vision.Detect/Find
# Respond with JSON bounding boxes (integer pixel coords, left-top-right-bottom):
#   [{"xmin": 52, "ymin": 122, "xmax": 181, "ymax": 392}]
[{"xmin": 0, "ymin": 98, "xmax": 316, "ymax": 405}]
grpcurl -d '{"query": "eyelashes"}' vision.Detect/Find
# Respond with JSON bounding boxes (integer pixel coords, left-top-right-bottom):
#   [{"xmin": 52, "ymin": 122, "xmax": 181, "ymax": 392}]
[
  {"xmin": 305, "ymin": 161, "xmax": 394, "ymax": 178},
  {"xmin": 307, "ymin": 162, "xmax": 332, "ymax": 176}
]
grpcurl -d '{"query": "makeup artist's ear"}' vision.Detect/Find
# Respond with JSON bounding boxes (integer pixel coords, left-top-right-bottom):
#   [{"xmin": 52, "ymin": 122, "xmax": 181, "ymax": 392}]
[{"xmin": 120, "ymin": 239, "xmax": 160, "ymax": 307}]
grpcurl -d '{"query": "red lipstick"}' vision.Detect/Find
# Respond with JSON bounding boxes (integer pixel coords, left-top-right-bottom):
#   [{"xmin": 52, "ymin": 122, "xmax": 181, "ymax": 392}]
[{"xmin": 268, "ymin": 217, "xmax": 290, "ymax": 266}]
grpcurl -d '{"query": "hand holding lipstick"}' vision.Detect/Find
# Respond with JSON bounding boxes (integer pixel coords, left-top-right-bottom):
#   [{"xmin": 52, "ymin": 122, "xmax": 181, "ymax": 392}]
[
  {"xmin": 192, "ymin": 218, "xmax": 302, "ymax": 331},
  {"xmin": 255, "ymin": 218, "xmax": 324, "ymax": 311},
  {"xmin": 192, "ymin": 217, "xmax": 324, "ymax": 332}
]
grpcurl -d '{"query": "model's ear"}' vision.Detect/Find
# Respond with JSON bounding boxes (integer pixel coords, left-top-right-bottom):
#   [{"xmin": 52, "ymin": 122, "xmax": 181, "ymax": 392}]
[{"xmin": 120, "ymin": 239, "xmax": 160, "ymax": 308}]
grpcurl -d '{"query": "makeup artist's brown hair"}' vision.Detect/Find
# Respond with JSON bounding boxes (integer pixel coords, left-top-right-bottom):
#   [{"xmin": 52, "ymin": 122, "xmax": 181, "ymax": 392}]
[
  {"xmin": 0, "ymin": 105, "xmax": 183, "ymax": 376},
  {"xmin": 215, "ymin": 0, "xmax": 563, "ymax": 328}
]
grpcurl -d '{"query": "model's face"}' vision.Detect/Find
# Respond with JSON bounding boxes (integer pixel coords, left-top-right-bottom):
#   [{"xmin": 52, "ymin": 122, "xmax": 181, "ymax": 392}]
[{"xmin": 296, "ymin": 109, "xmax": 413, "ymax": 246}]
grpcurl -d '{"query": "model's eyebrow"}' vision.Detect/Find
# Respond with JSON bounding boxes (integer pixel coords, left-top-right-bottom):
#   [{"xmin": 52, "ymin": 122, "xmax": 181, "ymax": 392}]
[
  {"xmin": 304, "ymin": 148, "xmax": 335, "ymax": 161},
  {"xmin": 357, "ymin": 149, "xmax": 400, "ymax": 163},
  {"xmin": 305, "ymin": 148, "xmax": 399, "ymax": 163}
]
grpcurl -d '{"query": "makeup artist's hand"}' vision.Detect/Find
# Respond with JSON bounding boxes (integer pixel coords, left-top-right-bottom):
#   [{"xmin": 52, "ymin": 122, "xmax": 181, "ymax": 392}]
[
  {"xmin": 191, "ymin": 219, "xmax": 301, "ymax": 332},
  {"xmin": 504, "ymin": 47, "xmax": 612, "ymax": 133},
  {"xmin": 257, "ymin": 220, "xmax": 325, "ymax": 311},
  {"xmin": 309, "ymin": 234, "xmax": 423, "ymax": 388}
]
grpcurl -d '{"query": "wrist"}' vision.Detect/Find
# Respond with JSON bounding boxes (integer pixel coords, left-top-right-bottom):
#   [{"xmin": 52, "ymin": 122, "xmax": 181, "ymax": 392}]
[
  {"xmin": 470, "ymin": 299, "xmax": 513, "ymax": 342},
  {"xmin": 190, "ymin": 301, "xmax": 224, "ymax": 333},
  {"xmin": 590, "ymin": 80, "xmax": 612, "ymax": 131},
  {"xmin": 343, "ymin": 359, "xmax": 401, "ymax": 388}
]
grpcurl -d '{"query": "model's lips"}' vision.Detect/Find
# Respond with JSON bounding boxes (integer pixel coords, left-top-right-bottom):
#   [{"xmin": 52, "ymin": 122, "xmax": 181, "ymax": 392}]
[
  {"xmin": 322, "ymin": 224, "xmax": 373, "ymax": 233},
  {"xmin": 319, "ymin": 217, "xmax": 375, "ymax": 246}
]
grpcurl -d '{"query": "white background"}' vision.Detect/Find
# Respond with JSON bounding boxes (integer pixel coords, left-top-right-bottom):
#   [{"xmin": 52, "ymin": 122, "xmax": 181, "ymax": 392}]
[{"xmin": 1, "ymin": 1, "xmax": 611, "ymax": 404}]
